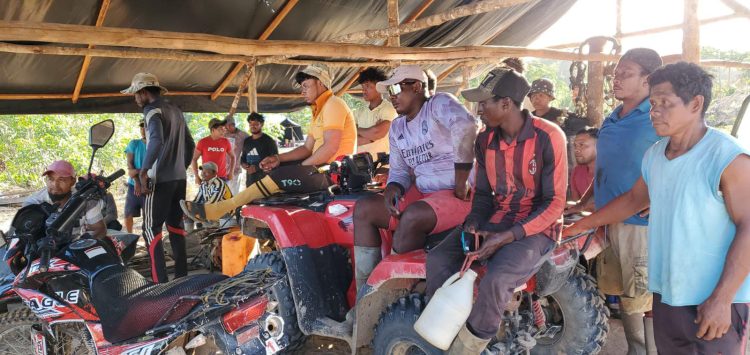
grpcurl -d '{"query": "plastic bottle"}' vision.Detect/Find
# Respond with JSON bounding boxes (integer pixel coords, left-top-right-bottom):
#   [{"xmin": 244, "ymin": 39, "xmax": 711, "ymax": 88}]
[{"xmin": 414, "ymin": 269, "xmax": 478, "ymax": 350}]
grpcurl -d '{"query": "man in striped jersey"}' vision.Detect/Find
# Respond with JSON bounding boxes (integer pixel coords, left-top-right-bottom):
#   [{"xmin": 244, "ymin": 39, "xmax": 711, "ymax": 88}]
[
  {"xmin": 193, "ymin": 162, "xmax": 233, "ymax": 205},
  {"xmin": 425, "ymin": 67, "xmax": 568, "ymax": 354}
]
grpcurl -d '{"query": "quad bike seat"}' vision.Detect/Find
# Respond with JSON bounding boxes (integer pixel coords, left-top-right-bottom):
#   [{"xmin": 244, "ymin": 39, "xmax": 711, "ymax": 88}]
[{"xmin": 91, "ymin": 264, "xmax": 227, "ymax": 343}]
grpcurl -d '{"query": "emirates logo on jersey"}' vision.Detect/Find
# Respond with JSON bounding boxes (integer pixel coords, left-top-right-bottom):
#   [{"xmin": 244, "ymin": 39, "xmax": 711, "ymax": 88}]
[{"xmin": 528, "ymin": 156, "xmax": 537, "ymax": 175}]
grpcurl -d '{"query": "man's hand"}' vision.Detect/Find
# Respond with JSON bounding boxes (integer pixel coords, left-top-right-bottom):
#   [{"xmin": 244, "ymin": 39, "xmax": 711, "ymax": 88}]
[
  {"xmin": 564, "ymin": 201, "xmax": 584, "ymax": 215},
  {"xmin": 454, "ymin": 182, "xmax": 470, "ymax": 201},
  {"xmin": 467, "ymin": 230, "xmax": 514, "ymax": 260},
  {"xmin": 138, "ymin": 171, "xmax": 152, "ymax": 195},
  {"xmin": 128, "ymin": 168, "xmax": 139, "ymax": 178},
  {"xmin": 561, "ymin": 223, "xmax": 586, "ymax": 239},
  {"xmin": 227, "ymin": 172, "xmax": 234, "ymax": 181},
  {"xmin": 695, "ymin": 295, "xmax": 732, "ymax": 340},
  {"xmin": 383, "ymin": 185, "xmax": 403, "ymax": 218},
  {"xmin": 134, "ymin": 179, "xmax": 142, "ymax": 197},
  {"xmin": 463, "ymin": 215, "xmax": 482, "ymax": 234},
  {"xmin": 260, "ymin": 155, "xmax": 280, "ymax": 172},
  {"xmin": 244, "ymin": 165, "xmax": 258, "ymax": 174}
]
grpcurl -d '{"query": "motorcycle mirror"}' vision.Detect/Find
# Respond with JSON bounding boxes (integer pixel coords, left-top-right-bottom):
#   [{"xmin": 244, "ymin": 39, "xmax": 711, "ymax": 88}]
[{"xmin": 89, "ymin": 119, "xmax": 115, "ymax": 149}]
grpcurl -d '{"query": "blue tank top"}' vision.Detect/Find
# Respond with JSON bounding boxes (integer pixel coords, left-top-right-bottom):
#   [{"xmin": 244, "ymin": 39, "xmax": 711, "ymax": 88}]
[{"xmin": 642, "ymin": 128, "xmax": 750, "ymax": 306}]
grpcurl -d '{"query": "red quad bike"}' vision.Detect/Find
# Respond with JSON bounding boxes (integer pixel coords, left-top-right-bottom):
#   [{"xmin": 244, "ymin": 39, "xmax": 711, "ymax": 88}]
[
  {"xmin": 240, "ymin": 152, "xmax": 609, "ymax": 354},
  {"xmin": 0, "ymin": 120, "xmax": 289, "ymax": 355}
]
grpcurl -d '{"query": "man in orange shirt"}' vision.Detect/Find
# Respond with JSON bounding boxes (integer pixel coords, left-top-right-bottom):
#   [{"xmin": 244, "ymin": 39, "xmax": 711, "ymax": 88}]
[
  {"xmin": 260, "ymin": 64, "xmax": 357, "ymax": 169},
  {"xmin": 181, "ymin": 64, "xmax": 357, "ymax": 222}
]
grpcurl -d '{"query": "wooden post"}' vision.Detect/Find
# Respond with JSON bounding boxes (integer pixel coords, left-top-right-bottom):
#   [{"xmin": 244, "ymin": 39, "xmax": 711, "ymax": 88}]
[
  {"xmin": 459, "ymin": 65, "xmax": 475, "ymax": 112},
  {"xmin": 229, "ymin": 63, "xmax": 253, "ymax": 116},
  {"xmin": 615, "ymin": 0, "xmax": 623, "ymax": 40},
  {"xmin": 387, "ymin": 0, "xmax": 400, "ymax": 47},
  {"xmin": 586, "ymin": 37, "xmax": 607, "ymax": 126},
  {"xmin": 683, "ymin": 0, "xmax": 701, "ymax": 63},
  {"xmin": 247, "ymin": 65, "xmax": 258, "ymax": 113},
  {"xmin": 71, "ymin": 0, "xmax": 110, "ymax": 103}
]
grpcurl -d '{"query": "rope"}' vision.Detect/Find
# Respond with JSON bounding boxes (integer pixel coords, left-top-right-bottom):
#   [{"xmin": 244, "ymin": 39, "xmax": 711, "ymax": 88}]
[
  {"xmin": 459, "ymin": 232, "xmax": 480, "ymax": 278},
  {"xmin": 200, "ymin": 268, "xmax": 278, "ymax": 305}
]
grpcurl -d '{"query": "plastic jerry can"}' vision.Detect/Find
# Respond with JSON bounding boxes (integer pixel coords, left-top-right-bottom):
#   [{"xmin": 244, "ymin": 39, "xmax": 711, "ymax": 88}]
[
  {"xmin": 221, "ymin": 231, "xmax": 256, "ymax": 277},
  {"xmin": 414, "ymin": 269, "xmax": 478, "ymax": 350}
]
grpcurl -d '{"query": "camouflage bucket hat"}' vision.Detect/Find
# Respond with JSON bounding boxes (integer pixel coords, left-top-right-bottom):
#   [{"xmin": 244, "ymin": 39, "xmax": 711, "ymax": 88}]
[{"xmin": 528, "ymin": 78, "xmax": 555, "ymax": 100}]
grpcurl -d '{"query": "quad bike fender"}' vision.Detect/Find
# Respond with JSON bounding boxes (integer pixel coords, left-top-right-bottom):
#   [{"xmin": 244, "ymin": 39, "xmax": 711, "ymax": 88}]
[
  {"xmin": 534, "ymin": 246, "xmax": 579, "ymax": 297},
  {"xmin": 352, "ymin": 250, "xmax": 427, "ymax": 350},
  {"xmin": 241, "ymin": 203, "xmax": 355, "ymax": 249},
  {"xmin": 241, "ymin": 205, "xmax": 330, "ymax": 248}
]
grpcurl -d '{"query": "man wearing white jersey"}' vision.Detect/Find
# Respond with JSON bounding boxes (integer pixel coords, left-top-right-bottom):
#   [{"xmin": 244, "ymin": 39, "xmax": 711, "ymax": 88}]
[{"xmin": 352, "ymin": 65, "xmax": 479, "ymax": 292}]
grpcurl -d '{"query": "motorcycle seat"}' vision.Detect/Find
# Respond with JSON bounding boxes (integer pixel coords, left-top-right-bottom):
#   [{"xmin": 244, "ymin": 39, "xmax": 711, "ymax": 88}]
[{"xmin": 91, "ymin": 264, "xmax": 227, "ymax": 343}]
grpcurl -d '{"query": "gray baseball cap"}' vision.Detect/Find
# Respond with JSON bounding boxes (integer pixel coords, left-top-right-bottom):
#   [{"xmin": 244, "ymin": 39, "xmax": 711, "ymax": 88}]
[
  {"xmin": 199, "ymin": 161, "xmax": 218, "ymax": 172},
  {"xmin": 461, "ymin": 67, "xmax": 530, "ymax": 103},
  {"xmin": 121, "ymin": 72, "xmax": 168, "ymax": 95}
]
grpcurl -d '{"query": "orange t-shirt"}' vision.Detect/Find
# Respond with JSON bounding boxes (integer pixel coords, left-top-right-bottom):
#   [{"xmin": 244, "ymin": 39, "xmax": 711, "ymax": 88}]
[{"xmin": 309, "ymin": 90, "xmax": 357, "ymax": 162}]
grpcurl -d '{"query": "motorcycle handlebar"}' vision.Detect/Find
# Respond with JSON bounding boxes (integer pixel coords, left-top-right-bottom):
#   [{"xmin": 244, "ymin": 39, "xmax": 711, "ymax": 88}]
[
  {"xmin": 37, "ymin": 237, "xmax": 55, "ymax": 273},
  {"xmin": 105, "ymin": 169, "xmax": 126, "ymax": 185}
]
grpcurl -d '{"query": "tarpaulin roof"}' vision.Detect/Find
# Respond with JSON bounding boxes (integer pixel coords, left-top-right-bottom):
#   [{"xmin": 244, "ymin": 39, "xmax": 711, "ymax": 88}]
[{"xmin": 0, "ymin": 0, "xmax": 576, "ymax": 114}]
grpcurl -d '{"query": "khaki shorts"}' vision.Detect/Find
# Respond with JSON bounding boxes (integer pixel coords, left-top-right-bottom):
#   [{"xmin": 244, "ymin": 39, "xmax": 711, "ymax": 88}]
[{"xmin": 596, "ymin": 222, "xmax": 653, "ymax": 314}]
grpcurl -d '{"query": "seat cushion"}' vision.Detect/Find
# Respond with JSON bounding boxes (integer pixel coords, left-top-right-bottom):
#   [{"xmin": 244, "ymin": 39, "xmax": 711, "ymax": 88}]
[{"xmin": 91, "ymin": 265, "xmax": 227, "ymax": 343}]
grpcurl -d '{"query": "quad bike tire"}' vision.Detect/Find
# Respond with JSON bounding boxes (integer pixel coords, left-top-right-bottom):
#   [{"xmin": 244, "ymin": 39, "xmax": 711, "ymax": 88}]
[
  {"xmin": 0, "ymin": 309, "xmax": 96, "ymax": 355},
  {"xmin": 244, "ymin": 252, "xmax": 305, "ymax": 352},
  {"xmin": 532, "ymin": 266, "xmax": 609, "ymax": 355},
  {"xmin": 372, "ymin": 293, "xmax": 442, "ymax": 355},
  {"xmin": 0, "ymin": 309, "xmax": 37, "ymax": 355}
]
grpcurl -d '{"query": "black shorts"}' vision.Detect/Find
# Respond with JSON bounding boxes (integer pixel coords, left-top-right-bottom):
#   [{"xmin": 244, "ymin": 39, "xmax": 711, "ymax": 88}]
[{"xmin": 124, "ymin": 184, "xmax": 145, "ymax": 218}]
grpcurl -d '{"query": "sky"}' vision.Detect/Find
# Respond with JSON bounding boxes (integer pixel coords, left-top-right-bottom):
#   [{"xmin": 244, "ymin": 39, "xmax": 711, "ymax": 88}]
[{"xmin": 531, "ymin": 0, "xmax": 750, "ymax": 54}]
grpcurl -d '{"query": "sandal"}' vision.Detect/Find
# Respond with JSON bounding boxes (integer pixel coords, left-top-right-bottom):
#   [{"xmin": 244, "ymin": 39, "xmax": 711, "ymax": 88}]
[{"xmin": 180, "ymin": 200, "xmax": 207, "ymax": 223}]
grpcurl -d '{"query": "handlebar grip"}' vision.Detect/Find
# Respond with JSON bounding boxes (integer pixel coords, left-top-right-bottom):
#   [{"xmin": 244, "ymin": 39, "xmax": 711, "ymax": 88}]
[
  {"xmin": 106, "ymin": 169, "xmax": 126, "ymax": 183},
  {"xmin": 38, "ymin": 246, "xmax": 52, "ymax": 273}
]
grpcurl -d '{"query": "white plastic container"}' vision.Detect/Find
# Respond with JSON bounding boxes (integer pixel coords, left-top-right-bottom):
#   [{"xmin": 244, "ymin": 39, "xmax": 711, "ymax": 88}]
[{"xmin": 414, "ymin": 269, "xmax": 477, "ymax": 350}]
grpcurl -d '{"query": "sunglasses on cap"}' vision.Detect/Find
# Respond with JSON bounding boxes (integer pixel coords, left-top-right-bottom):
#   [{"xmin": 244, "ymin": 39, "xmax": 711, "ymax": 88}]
[{"xmin": 386, "ymin": 80, "xmax": 419, "ymax": 96}]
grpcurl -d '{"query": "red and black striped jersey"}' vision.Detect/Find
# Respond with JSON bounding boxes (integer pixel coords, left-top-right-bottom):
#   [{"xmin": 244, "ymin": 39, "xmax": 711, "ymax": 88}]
[{"xmin": 468, "ymin": 111, "xmax": 568, "ymax": 241}]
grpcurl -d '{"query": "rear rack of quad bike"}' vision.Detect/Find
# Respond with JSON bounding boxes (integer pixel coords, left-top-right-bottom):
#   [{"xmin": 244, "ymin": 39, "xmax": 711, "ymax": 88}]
[{"xmin": 145, "ymin": 269, "xmax": 284, "ymax": 336}]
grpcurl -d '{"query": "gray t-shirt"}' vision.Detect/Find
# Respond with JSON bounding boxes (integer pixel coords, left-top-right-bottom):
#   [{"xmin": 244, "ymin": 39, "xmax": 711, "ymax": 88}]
[
  {"xmin": 23, "ymin": 188, "xmax": 104, "ymax": 237},
  {"xmin": 387, "ymin": 93, "xmax": 479, "ymax": 193}
]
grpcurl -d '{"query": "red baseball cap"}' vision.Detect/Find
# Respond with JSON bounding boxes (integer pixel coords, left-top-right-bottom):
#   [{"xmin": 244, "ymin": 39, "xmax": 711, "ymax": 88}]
[{"xmin": 42, "ymin": 160, "xmax": 76, "ymax": 178}]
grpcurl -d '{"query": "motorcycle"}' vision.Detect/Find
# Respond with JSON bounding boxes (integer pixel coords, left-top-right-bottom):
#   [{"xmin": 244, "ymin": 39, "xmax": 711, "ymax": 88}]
[
  {"xmin": 239, "ymin": 152, "xmax": 609, "ymax": 354},
  {"xmin": 0, "ymin": 120, "xmax": 287, "ymax": 355}
]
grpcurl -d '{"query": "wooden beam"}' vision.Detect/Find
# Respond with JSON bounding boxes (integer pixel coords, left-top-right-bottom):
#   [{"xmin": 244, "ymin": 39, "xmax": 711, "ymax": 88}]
[
  {"xmin": 701, "ymin": 59, "xmax": 750, "ymax": 70},
  {"xmin": 0, "ymin": 91, "xmax": 301, "ymax": 100},
  {"xmin": 683, "ymin": 0, "xmax": 700, "ymax": 63},
  {"xmin": 0, "ymin": 42, "xmax": 257, "ymax": 62},
  {"xmin": 0, "ymin": 20, "xmax": 621, "ymax": 62},
  {"xmin": 0, "ymin": 42, "xmax": 504, "ymax": 68},
  {"xmin": 721, "ymin": 0, "xmax": 750, "ymax": 18},
  {"xmin": 437, "ymin": 6, "xmax": 528, "ymax": 82},
  {"xmin": 334, "ymin": 0, "xmax": 433, "ymax": 97},
  {"xmin": 334, "ymin": 0, "xmax": 532, "ymax": 42},
  {"xmin": 211, "ymin": 0, "xmax": 299, "ymax": 101},
  {"xmin": 404, "ymin": 0, "xmax": 435, "ymax": 24},
  {"xmin": 336, "ymin": 68, "xmax": 364, "ymax": 96},
  {"xmin": 550, "ymin": 13, "xmax": 741, "ymax": 50},
  {"xmin": 71, "ymin": 0, "xmax": 111, "ymax": 103},
  {"xmin": 387, "ymin": 0, "xmax": 400, "ymax": 47}
]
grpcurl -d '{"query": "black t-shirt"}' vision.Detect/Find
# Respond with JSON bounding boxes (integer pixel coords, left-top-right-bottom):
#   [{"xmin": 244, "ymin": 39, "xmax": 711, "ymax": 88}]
[
  {"xmin": 533, "ymin": 107, "xmax": 589, "ymax": 137},
  {"xmin": 241, "ymin": 133, "xmax": 279, "ymax": 186}
]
